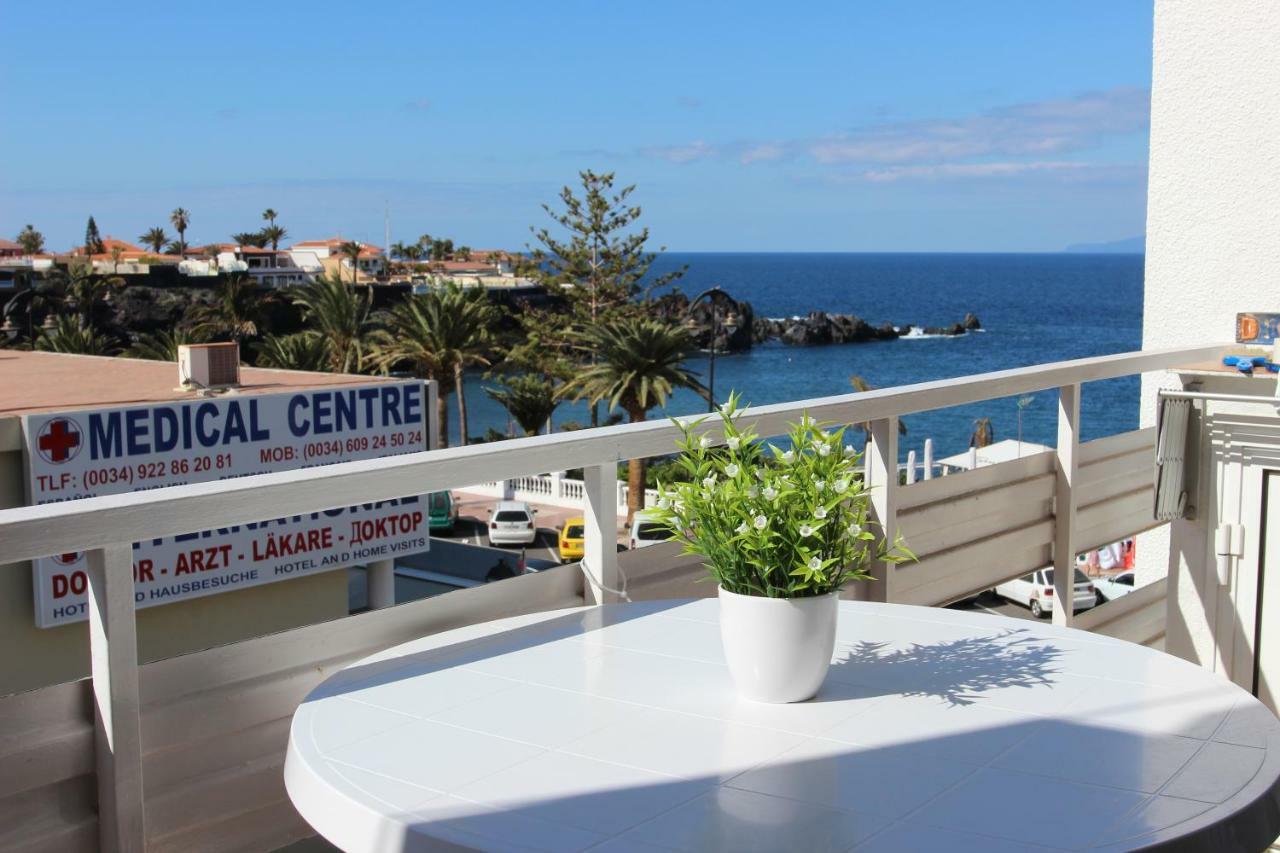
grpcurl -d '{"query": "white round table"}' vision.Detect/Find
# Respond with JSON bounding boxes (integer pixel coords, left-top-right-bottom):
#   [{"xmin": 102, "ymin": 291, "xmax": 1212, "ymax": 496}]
[{"xmin": 285, "ymin": 600, "xmax": 1280, "ymax": 852}]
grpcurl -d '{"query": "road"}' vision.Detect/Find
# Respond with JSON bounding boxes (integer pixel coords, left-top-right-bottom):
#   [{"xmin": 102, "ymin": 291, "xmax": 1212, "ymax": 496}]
[
  {"xmin": 945, "ymin": 590, "xmax": 1041, "ymax": 622},
  {"xmin": 351, "ymin": 490, "xmax": 1062, "ymax": 626}
]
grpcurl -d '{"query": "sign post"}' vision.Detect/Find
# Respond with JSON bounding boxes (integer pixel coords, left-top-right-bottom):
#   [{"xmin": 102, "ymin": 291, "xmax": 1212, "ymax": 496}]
[{"xmin": 22, "ymin": 381, "xmax": 431, "ymax": 628}]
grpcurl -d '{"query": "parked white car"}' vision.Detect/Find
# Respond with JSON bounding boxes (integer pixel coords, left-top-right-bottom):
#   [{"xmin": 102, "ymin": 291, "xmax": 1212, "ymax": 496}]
[
  {"xmin": 994, "ymin": 568, "xmax": 1097, "ymax": 619},
  {"xmin": 628, "ymin": 510, "xmax": 670, "ymax": 550},
  {"xmin": 1092, "ymin": 570, "xmax": 1137, "ymax": 605},
  {"xmin": 486, "ymin": 500, "xmax": 539, "ymax": 547}
]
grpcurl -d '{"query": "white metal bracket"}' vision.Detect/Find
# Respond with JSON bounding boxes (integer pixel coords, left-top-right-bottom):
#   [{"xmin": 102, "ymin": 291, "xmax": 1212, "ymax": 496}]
[{"xmin": 1215, "ymin": 522, "xmax": 1245, "ymax": 587}]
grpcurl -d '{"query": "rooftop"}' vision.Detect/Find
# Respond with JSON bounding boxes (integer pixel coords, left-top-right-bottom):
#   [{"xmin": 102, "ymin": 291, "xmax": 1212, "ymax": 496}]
[{"xmin": 0, "ymin": 350, "xmax": 396, "ymax": 419}]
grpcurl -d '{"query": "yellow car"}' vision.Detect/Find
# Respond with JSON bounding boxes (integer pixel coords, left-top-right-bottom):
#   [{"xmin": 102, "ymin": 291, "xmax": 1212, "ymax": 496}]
[{"xmin": 557, "ymin": 517, "xmax": 585, "ymax": 563}]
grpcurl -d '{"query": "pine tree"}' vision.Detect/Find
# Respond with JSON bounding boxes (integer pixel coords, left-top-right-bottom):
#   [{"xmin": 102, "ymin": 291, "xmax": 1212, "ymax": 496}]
[
  {"xmin": 524, "ymin": 170, "xmax": 685, "ymax": 426},
  {"xmin": 84, "ymin": 216, "xmax": 105, "ymax": 255}
]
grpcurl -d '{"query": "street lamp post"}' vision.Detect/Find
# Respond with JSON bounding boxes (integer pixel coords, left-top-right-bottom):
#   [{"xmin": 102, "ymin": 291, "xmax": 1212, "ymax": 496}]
[{"xmin": 685, "ymin": 286, "xmax": 740, "ymax": 413}]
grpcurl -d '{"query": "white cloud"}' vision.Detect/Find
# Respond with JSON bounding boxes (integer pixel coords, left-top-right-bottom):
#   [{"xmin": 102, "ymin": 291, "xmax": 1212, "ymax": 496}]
[
  {"xmin": 807, "ymin": 87, "xmax": 1149, "ymax": 165},
  {"xmin": 637, "ymin": 87, "xmax": 1150, "ymax": 181},
  {"xmin": 856, "ymin": 161, "xmax": 1090, "ymax": 182},
  {"xmin": 739, "ymin": 143, "xmax": 785, "ymax": 165},
  {"xmin": 641, "ymin": 140, "xmax": 717, "ymax": 163}
]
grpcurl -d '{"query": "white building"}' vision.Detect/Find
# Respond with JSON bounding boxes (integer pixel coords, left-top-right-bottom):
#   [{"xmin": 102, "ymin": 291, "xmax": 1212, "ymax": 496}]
[
  {"xmin": 214, "ymin": 245, "xmax": 310, "ymax": 288},
  {"xmin": 289, "ymin": 237, "xmax": 386, "ymax": 283}
]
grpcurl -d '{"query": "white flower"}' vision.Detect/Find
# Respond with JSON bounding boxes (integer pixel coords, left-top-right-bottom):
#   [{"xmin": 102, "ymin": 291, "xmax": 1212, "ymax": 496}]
[
  {"xmin": 735, "ymin": 522, "xmax": 748, "ymax": 535},
  {"xmin": 799, "ymin": 524, "xmax": 814, "ymax": 537},
  {"xmin": 814, "ymin": 506, "xmax": 828, "ymax": 519},
  {"xmin": 834, "ymin": 478, "xmax": 850, "ymax": 493},
  {"xmin": 753, "ymin": 514, "xmax": 768, "ymax": 530},
  {"xmin": 808, "ymin": 556, "xmax": 822, "ymax": 571},
  {"xmin": 815, "ymin": 480, "xmax": 826, "ymax": 492},
  {"xmin": 763, "ymin": 486, "xmax": 778, "ymax": 501},
  {"xmin": 755, "ymin": 467, "xmax": 767, "ymax": 479},
  {"xmin": 847, "ymin": 522, "xmax": 863, "ymax": 536},
  {"xmin": 844, "ymin": 444, "xmax": 856, "ymax": 457},
  {"xmin": 726, "ymin": 436, "xmax": 741, "ymax": 450},
  {"xmin": 818, "ymin": 442, "xmax": 832, "ymax": 457},
  {"xmin": 781, "ymin": 450, "xmax": 795, "ymax": 464},
  {"xmin": 724, "ymin": 463, "xmax": 740, "ymax": 478},
  {"xmin": 747, "ymin": 485, "xmax": 759, "ymax": 499},
  {"xmin": 702, "ymin": 475, "xmax": 716, "ymax": 490},
  {"xmin": 657, "ymin": 497, "xmax": 670, "ymax": 509},
  {"xmin": 699, "ymin": 435, "xmax": 711, "ymax": 448}
]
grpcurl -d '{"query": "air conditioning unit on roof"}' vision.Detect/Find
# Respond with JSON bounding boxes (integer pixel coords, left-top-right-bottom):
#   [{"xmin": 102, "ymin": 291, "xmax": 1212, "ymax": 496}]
[{"xmin": 178, "ymin": 342, "xmax": 240, "ymax": 389}]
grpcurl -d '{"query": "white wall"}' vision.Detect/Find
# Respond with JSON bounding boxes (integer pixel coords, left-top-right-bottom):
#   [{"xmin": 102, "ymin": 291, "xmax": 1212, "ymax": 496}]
[{"xmin": 1140, "ymin": 0, "xmax": 1280, "ymax": 661}]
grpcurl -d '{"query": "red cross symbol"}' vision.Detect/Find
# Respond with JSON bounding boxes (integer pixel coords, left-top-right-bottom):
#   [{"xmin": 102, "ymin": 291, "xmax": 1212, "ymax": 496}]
[{"xmin": 37, "ymin": 418, "xmax": 82, "ymax": 464}]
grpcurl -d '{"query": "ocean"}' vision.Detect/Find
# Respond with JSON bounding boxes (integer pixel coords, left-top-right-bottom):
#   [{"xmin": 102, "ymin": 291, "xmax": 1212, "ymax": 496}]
[{"xmin": 455, "ymin": 252, "xmax": 1145, "ymax": 461}]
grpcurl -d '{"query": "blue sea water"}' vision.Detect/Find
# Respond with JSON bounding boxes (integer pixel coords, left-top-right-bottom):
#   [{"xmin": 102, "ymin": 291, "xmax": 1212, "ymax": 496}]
[{"xmin": 458, "ymin": 252, "xmax": 1144, "ymax": 461}]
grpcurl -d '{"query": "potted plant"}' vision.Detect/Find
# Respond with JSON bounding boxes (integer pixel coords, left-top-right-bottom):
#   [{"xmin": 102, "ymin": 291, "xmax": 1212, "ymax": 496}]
[{"xmin": 651, "ymin": 393, "xmax": 912, "ymax": 703}]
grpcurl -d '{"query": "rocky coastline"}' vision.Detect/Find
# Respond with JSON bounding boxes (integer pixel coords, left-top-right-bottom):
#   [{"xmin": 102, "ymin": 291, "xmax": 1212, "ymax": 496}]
[{"xmin": 655, "ymin": 289, "xmax": 981, "ymax": 351}]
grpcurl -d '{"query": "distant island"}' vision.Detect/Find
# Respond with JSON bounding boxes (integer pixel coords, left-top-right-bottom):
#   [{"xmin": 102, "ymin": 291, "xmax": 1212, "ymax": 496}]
[{"xmin": 1063, "ymin": 235, "xmax": 1145, "ymax": 254}]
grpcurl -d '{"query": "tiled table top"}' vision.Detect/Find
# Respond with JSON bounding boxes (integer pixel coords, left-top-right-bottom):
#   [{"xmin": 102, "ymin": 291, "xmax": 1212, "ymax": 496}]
[{"xmin": 285, "ymin": 600, "xmax": 1280, "ymax": 852}]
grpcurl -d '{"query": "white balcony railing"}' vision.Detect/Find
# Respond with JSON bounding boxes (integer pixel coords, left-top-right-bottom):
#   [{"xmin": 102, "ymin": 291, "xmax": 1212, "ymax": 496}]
[
  {"xmin": 0, "ymin": 343, "xmax": 1231, "ymax": 852},
  {"xmin": 460, "ymin": 472, "xmax": 659, "ymax": 514}
]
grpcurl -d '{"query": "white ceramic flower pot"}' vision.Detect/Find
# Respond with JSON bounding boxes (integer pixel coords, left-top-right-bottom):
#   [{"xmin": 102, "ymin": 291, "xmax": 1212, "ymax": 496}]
[{"xmin": 718, "ymin": 586, "xmax": 839, "ymax": 703}]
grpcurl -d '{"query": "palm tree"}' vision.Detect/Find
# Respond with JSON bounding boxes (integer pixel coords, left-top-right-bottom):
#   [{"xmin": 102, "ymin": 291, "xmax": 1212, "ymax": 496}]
[
  {"xmin": 127, "ymin": 328, "xmax": 206, "ymax": 361},
  {"xmin": 338, "ymin": 240, "xmax": 364, "ymax": 285},
  {"xmin": 390, "ymin": 241, "xmax": 411, "ymax": 260},
  {"xmin": 560, "ymin": 317, "xmax": 707, "ymax": 521},
  {"xmin": 140, "ymin": 227, "xmax": 169, "ymax": 253},
  {"xmin": 291, "ymin": 274, "xmax": 374, "ymax": 373},
  {"xmin": 232, "ymin": 231, "xmax": 268, "ymax": 248},
  {"xmin": 190, "ymin": 275, "xmax": 266, "ymax": 343},
  {"xmin": 36, "ymin": 315, "xmax": 118, "ymax": 355},
  {"xmin": 261, "ymin": 224, "xmax": 287, "ymax": 250},
  {"xmin": 848, "ymin": 375, "xmax": 909, "ymax": 438},
  {"xmin": 485, "ymin": 375, "xmax": 559, "ymax": 436},
  {"xmin": 970, "ymin": 416, "xmax": 995, "ymax": 448},
  {"xmin": 262, "ymin": 208, "xmax": 278, "ymax": 227},
  {"xmin": 403, "ymin": 244, "xmax": 423, "ymax": 262},
  {"xmin": 255, "ymin": 332, "xmax": 332, "ymax": 371},
  {"xmin": 57, "ymin": 262, "xmax": 119, "ymax": 330},
  {"xmin": 369, "ymin": 284, "xmax": 495, "ymax": 447},
  {"xmin": 170, "ymin": 208, "xmax": 190, "ymax": 258}
]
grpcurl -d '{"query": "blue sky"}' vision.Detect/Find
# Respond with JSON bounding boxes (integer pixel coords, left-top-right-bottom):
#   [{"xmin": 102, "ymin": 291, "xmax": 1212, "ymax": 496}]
[{"xmin": 0, "ymin": 1, "xmax": 1153, "ymax": 253}]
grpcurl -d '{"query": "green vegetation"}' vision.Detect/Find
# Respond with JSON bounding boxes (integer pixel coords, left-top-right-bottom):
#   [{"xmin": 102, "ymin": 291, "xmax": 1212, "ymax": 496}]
[
  {"xmin": 291, "ymin": 274, "xmax": 373, "ymax": 373},
  {"xmin": 16, "ymin": 224, "xmax": 44, "ymax": 255},
  {"xmin": 139, "ymin": 227, "xmax": 169, "ymax": 253},
  {"xmin": 369, "ymin": 283, "xmax": 495, "ymax": 447},
  {"xmin": 560, "ymin": 316, "xmax": 706, "ymax": 520},
  {"xmin": 84, "ymin": 216, "xmax": 104, "ymax": 255},
  {"xmin": 485, "ymin": 375, "xmax": 559, "ymax": 436},
  {"xmin": 650, "ymin": 395, "xmax": 913, "ymax": 598},
  {"xmin": 9, "ymin": 172, "xmax": 716, "ymax": 481},
  {"xmin": 36, "ymin": 315, "xmax": 117, "ymax": 356}
]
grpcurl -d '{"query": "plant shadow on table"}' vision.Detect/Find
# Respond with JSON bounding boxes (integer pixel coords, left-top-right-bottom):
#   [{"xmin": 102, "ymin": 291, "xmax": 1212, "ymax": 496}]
[{"xmin": 826, "ymin": 628, "xmax": 1064, "ymax": 705}]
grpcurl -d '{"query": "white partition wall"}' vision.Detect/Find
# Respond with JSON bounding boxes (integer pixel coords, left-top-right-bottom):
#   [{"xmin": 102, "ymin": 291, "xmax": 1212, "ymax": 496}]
[{"xmin": 1141, "ymin": 0, "xmax": 1280, "ymax": 665}]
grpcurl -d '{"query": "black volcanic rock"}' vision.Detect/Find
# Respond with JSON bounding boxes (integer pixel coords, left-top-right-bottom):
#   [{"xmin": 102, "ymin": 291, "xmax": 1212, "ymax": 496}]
[{"xmin": 963, "ymin": 313, "xmax": 982, "ymax": 331}]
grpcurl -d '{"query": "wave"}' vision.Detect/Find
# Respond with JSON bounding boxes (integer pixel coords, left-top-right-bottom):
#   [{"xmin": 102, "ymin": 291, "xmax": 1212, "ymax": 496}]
[{"xmin": 896, "ymin": 327, "xmax": 965, "ymax": 340}]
